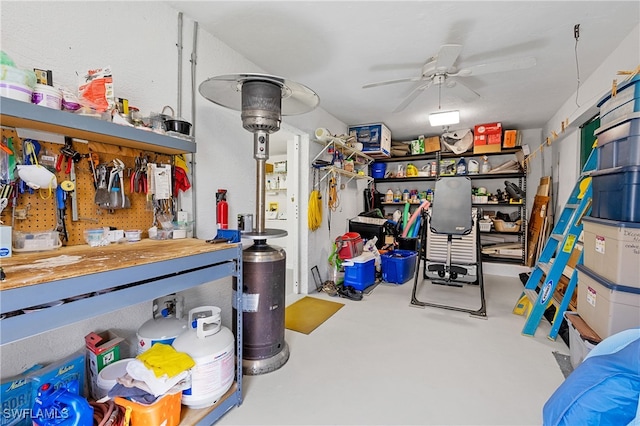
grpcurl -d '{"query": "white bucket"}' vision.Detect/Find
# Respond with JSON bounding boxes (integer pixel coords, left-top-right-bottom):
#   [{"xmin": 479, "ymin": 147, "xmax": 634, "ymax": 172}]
[
  {"xmin": 96, "ymin": 358, "xmax": 133, "ymax": 400},
  {"xmin": 32, "ymin": 83, "xmax": 62, "ymax": 109},
  {"xmin": 0, "ymin": 81, "xmax": 33, "ymax": 102}
]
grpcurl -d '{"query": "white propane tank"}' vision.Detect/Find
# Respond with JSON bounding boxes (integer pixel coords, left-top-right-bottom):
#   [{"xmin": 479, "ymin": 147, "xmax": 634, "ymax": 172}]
[
  {"xmin": 137, "ymin": 294, "xmax": 188, "ymax": 355},
  {"xmin": 172, "ymin": 306, "xmax": 235, "ymax": 409}
]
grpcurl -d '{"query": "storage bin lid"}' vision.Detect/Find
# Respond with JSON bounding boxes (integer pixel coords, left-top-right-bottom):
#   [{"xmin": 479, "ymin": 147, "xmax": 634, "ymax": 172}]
[
  {"xmin": 583, "ymin": 215, "xmax": 640, "ymax": 229},
  {"xmin": 597, "ymin": 74, "xmax": 640, "ymax": 107},
  {"xmin": 577, "ymin": 264, "xmax": 640, "ymax": 295},
  {"xmin": 594, "ymin": 111, "xmax": 640, "ymax": 140}
]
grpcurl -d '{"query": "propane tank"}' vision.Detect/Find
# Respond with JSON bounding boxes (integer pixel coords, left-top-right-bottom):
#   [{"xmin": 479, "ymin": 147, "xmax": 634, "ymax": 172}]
[
  {"xmin": 172, "ymin": 306, "xmax": 235, "ymax": 409},
  {"xmin": 137, "ymin": 295, "xmax": 187, "ymax": 355},
  {"xmin": 216, "ymin": 189, "xmax": 229, "ymax": 229}
]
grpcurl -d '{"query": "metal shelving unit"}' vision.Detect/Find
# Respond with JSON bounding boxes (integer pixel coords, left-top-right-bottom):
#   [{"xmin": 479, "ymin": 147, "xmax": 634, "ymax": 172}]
[
  {"xmin": 0, "ymin": 98, "xmax": 242, "ymax": 425},
  {"xmin": 371, "ymin": 147, "xmax": 527, "ymax": 265}
]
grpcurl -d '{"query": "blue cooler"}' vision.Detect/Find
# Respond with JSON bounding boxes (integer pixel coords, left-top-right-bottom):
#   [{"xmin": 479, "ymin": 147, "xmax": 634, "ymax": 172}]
[
  {"xmin": 381, "ymin": 250, "xmax": 418, "ymax": 284},
  {"xmin": 343, "ymin": 252, "xmax": 376, "ymax": 291}
]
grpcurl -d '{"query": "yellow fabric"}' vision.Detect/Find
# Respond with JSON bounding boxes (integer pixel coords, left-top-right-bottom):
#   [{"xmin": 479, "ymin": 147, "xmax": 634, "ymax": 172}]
[{"xmin": 136, "ymin": 343, "xmax": 195, "ymax": 378}]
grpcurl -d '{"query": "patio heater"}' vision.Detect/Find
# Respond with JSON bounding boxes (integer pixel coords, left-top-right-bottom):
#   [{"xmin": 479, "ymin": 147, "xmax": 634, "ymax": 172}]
[{"xmin": 199, "ymin": 74, "xmax": 319, "ymax": 374}]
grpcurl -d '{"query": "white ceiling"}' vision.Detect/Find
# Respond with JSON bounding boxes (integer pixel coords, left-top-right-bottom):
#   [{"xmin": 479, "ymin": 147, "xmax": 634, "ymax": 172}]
[{"xmin": 168, "ymin": 1, "xmax": 639, "ymax": 142}]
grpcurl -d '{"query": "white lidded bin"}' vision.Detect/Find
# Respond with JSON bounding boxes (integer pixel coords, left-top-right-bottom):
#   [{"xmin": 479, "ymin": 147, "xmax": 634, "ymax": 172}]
[
  {"xmin": 576, "ymin": 264, "xmax": 640, "ymax": 339},
  {"xmin": 172, "ymin": 306, "xmax": 235, "ymax": 409},
  {"xmin": 31, "ymin": 83, "xmax": 62, "ymax": 109},
  {"xmin": 582, "ymin": 216, "xmax": 640, "ymax": 289},
  {"xmin": 96, "ymin": 358, "xmax": 133, "ymax": 400}
]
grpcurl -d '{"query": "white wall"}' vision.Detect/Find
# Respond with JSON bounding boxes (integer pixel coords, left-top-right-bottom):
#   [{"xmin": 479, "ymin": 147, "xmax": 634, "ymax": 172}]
[
  {"xmin": 0, "ymin": 2, "xmax": 354, "ymax": 376},
  {"xmin": 533, "ymin": 24, "xmax": 640, "ymax": 213}
]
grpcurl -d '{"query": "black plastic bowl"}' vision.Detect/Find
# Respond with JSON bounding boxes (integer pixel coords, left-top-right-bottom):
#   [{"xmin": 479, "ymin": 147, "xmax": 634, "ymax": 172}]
[{"xmin": 164, "ymin": 119, "xmax": 192, "ymax": 135}]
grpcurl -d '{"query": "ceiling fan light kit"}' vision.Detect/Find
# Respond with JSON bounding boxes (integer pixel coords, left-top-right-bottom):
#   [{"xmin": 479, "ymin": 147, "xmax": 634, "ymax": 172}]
[
  {"xmin": 363, "ymin": 44, "xmax": 536, "ymax": 113},
  {"xmin": 429, "ymin": 110, "xmax": 460, "ymax": 126}
]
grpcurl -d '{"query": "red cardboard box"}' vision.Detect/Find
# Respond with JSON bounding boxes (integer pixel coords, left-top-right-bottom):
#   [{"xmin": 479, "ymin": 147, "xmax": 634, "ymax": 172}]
[{"xmin": 473, "ymin": 122, "xmax": 503, "ymax": 154}]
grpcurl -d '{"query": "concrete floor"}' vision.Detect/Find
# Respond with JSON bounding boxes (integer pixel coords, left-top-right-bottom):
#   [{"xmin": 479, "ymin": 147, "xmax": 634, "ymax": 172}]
[{"xmin": 217, "ymin": 272, "xmax": 570, "ymax": 425}]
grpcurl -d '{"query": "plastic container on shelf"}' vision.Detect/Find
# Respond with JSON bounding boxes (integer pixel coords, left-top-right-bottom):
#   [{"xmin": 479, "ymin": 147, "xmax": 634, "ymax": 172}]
[
  {"xmin": 594, "ymin": 113, "xmax": 640, "ymax": 170},
  {"xmin": 576, "ymin": 264, "xmax": 640, "ymax": 339},
  {"xmin": 115, "ymin": 391, "xmax": 182, "ymax": 426},
  {"xmin": 590, "ymin": 165, "xmax": 640, "ymax": 222},
  {"xmin": 12, "ymin": 230, "xmax": 61, "ymax": 252},
  {"xmin": 582, "ymin": 216, "xmax": 640, "ymax": 289},
  {"xmin": 371, "ymin": 162, "xmax": 386, "ymax": 178},
  {"xmin": 31, "ymin": 84, "xmax": 62, "ymax": 109},
  {"xmin": 597, "ymin": 75, "xmax": 640, "ymax": 125},
  {"xmin": 0, "ymin": 81, "xmax": 32, "ymax": 102}
]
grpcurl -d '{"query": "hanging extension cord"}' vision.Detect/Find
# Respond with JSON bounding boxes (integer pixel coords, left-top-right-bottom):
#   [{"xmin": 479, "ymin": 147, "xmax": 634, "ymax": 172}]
[{"xmin": 327, "ymin": 175, "xmax": 340, "ymax": 211}]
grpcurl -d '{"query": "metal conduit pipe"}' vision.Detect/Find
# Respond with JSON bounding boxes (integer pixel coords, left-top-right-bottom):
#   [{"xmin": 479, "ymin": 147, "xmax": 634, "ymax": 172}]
[
  {"xmin": 190, "ymin": 21, "xmax": 199, "ymax": 237},
  {"xmin": 177, "ymin": 12, "xmax": 183, "ymax": 118}
]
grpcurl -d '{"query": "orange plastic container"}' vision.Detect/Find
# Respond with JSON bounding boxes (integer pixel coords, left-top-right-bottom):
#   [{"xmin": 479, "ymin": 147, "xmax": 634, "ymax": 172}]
[{"xmin": 114, "ymin": 392, "xmax": 182, "ymax": 426}]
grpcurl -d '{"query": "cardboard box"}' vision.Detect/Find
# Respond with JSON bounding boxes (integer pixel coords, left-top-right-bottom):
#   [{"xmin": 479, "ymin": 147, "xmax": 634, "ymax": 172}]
[
  {"xmin": 1, "ymin": 365, "xmax": 43, "ymax": 426},
  {"xmin": 27, "ymin": 351, "xmax": 86, "ymax": 400},
  {"xmin": 423, "ymin": 136, "xmax": 441, "ymax": 153},
  {"xmin": 473, "ymin": 122, "xmax": 503, "ymax": 154},
  {"xmin": 85, "ymin": 331, "xmax": 125, "ymax": 399},
  {"xmin": 0, "ymin": 225, "xmax": 11, "ymax": 258},
  {"xmin": 348, "ymin": 123, "xmax": 391, "ymax": 158},
  {"xmin": 503, "ymin": 130, "xmax": 520, "ymax": 148}
]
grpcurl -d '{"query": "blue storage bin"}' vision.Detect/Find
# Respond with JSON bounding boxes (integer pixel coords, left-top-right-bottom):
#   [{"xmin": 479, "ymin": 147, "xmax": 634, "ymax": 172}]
[
  {"xmin": 343, "ymin": 253, "xmax": 376, "ymax": 291},
  {"xmin": 598, "ymin": 75, "xmax": 640, "ymax": 125},
  {"xmin": 381, "ymin": 249, "xmax": 418, "ymax": 284},
  {"xmin": 371, "ymin": 162, "xmax": 387, "ymax": 178},
  {"xmin": 595, "ymin": 113, "xmax": 640, "ymax": 169},
  {"xmin": 590, "ymin": 165, "xmax": 640, "ymax": 222}
]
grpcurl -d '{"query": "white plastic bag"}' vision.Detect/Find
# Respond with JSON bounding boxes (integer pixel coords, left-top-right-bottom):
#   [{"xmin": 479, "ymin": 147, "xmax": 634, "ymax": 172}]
[{"xmin": 440, "ymin": 129, "xmax": 473, "ymax": 154}]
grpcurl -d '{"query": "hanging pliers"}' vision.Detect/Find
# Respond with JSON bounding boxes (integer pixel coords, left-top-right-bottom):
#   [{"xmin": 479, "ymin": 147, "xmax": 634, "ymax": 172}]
[
  {"xmin": 130, "ymin": 155, "xmax": 148, "ymax": 194},
  {"xmin": 56, "ymin": 137, "xmax": 82, "ymax": 174}
]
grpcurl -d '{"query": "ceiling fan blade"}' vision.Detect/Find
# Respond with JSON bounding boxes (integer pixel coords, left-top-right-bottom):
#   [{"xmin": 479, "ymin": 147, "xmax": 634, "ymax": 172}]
[
  {"xmin": 446, "ymin": 79, "xmax": 480, "ymax": 102},
  {"xmin": 459, "ymin": 56, "xmax": 537, "ymax": 77},
  {"xmin": 393, "ymin": 81, "xmax": 432, "ymax": 113},
  {"xmin": 362, "ymin": 76, "xmax": 422, "ymax": 89},
  {"xmin": 435, "ymin": 44, "xmax": 463, "ymax": 72}
]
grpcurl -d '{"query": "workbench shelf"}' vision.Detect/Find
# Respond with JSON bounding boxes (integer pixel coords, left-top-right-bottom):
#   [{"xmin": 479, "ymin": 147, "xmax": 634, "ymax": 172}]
[
  {"xmin": 0, "ymin": 240, "xmax": 244, "ymax": 425},
  {"xmin": 0, "ymin": 100, "xmax": 242, "ymax": 425},
  {"xmin": 0, "ymin": 97, "xmax": 196, "ymax": 155}
]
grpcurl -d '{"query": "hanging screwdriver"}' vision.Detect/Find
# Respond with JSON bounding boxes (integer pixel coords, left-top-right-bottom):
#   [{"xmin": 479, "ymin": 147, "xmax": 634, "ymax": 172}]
[{"xmin": 56, "ymin": 185, "xmax": 68, "ymax": 242}]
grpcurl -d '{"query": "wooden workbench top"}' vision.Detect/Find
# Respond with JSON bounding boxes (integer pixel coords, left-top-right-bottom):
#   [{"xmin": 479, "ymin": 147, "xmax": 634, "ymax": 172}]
[{"xmin": 0, "ymin": 238, "xmax": 237, "ymax": 291}]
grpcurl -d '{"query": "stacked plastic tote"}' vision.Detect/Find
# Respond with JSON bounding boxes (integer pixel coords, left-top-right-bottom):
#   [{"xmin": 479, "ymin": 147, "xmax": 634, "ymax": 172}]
[{"xmin": 575, "ymin": 75, "xmax": 640, "ymax": 342}]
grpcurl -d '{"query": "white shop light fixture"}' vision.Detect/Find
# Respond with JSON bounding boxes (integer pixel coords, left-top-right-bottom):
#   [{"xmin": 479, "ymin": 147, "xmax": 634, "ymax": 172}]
[{"xmin": 429, "ymin": 110, "xmax": 460, "ymax": 126}]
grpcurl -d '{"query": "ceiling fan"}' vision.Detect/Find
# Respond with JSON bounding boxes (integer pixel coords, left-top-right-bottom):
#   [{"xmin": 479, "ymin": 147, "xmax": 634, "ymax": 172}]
[{"xmin": 362, "ymin": 44, "xmax": 536, "ymax": 113}]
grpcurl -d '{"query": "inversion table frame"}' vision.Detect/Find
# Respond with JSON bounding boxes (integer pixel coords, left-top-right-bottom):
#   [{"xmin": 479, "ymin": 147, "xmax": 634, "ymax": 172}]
[{"xmin": 410, "ymin": 176, "xmax": 487, "ymax": 317}]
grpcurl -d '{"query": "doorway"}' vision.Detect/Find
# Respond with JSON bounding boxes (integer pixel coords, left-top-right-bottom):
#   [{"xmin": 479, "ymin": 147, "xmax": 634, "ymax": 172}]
[{"xmin": 266, "ymin": 123, "xmax": 304, "ymax": 297}]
